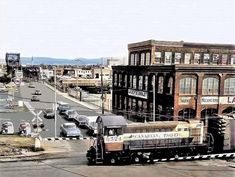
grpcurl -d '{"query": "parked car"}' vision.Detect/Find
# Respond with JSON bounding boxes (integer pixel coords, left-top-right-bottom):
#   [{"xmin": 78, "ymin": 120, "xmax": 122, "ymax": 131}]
[
  {"xmin": 60, "ymin": 122, "xmax": 82, "ymax": 137},
  {"xmin": 43, "ymin": 109, "xmax": 55, "ymax": 119},
  {"xmin": 57, "ymin": 101, "xmax": 71, "ymax": 115},
  {"xmin": 1, "ymin": 122, "xmax": 14, "ymax": 134},
  {"xmin": 31, "ymin": 95, "xmax": 40, "ymax": 101},
  {"xmin": 64, "ymin": 109, "xmax": 79, "ymax": 120},
  {"xmin": 86, "ymin": 116, "xmax": 98, "ymax": 136},
  {"xmin": 34, "ymin": 89, "xmax": 42, "ymax": 95},
  {"xmin": 19, "ymin": 122, "xmax": 31, "ymax": 136},
  {"xmin": 74, "ymin": 115, "xmax": 88, "ymax": 127},
  {"xmin": 28, "ymin": 82, "xmax": 35, "ymax": 88}
]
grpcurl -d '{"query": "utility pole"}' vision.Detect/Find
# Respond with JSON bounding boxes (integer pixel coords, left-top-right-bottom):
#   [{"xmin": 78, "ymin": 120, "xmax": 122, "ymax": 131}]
[
  {"xmin": 101, "ymin": 58, "xmax": 104, "ymax": 115},
  {"xmin": 54, "ymin": 67, "xmax": 57, "ymax": 137}
]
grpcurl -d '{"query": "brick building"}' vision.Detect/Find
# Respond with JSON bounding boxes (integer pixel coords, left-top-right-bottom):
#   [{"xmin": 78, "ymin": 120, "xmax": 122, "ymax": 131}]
[{"xmin": 112, "ymin": 40, "xmax": 235, "ymax": 122}]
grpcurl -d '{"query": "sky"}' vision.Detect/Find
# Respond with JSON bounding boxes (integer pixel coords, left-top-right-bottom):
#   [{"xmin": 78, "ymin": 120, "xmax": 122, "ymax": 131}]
[{"xmin": 0, "ymin": 0, "xmax": 234, "ymax": 60}]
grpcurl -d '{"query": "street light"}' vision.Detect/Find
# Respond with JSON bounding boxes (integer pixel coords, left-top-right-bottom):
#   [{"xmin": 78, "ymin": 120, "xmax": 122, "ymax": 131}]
[
  {"xmin": 101, "ymin": 58, "xmax": 104, "ymax": 115},
  {"xmin": 54, "ymin": 67, "xmax": 57, "ymax": 137}
]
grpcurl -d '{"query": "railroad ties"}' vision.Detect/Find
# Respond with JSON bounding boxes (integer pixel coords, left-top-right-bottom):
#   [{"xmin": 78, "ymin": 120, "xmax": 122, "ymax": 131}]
[{"xmin": 153, "ymin": 152, "xmax": 235, "ymax": 163}]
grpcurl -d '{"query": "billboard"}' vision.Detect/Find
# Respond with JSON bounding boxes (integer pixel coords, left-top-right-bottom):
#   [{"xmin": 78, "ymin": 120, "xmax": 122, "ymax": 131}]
[{"xmin": 5, "ymin": 53, "xmax": 21, "ymax": 68}]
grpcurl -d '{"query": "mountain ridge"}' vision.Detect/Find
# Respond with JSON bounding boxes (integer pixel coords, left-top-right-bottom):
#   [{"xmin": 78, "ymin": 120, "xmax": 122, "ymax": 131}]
[{"xmin": 21, "ymin": 57, "xmax": 105, "ymax": 65}]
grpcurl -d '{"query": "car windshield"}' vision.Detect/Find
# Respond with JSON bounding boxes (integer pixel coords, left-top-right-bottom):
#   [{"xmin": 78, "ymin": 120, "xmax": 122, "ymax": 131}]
[
  {"xmin": 64, "ymin": 124, "xmax": 76, "ymax": 129},
  {"xmin": 68, "ymin": 111, "xmax": 76, "ymax": 114}
]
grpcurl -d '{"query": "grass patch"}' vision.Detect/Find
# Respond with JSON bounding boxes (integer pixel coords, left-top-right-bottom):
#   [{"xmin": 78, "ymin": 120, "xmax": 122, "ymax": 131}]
[{"xmin": 0, "ymin": 135, "xmax": 35, "ymax": 155}]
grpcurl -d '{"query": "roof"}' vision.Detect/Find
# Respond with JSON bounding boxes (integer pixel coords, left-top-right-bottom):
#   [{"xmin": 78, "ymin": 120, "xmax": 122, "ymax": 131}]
[
  {"xmin": 97, "ymin": 116, "xmax": 127, "ymax": 127},
  {"xmin": 128, "ymin": 40, "xmax": 235, "ymax": 50}
]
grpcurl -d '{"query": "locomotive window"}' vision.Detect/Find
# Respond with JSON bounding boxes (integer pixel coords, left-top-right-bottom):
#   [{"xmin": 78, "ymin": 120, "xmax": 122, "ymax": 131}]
[
  {"xmin": 177, "ymin": 128, "xmax": 182, "ymax": 131},
  {"xmin": 184, "ymin": 128, "xmax": 188, "ymax": 131}
]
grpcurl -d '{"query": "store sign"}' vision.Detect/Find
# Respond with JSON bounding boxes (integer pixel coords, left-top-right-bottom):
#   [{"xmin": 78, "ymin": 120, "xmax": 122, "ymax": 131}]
[
  {"xmin": 179, "ymin": 97, "xmax": 191, "ymax": 105},
  {"xmin": 128, "ymin": 89, "xmax": 148, "ymax": 99},
  {"xmin": 219, "ymin": 96, "xmax": 235, "ymax": 104},
  {"xmin": 201, "ymin": 97, "xmax": 219, "ymax": 105}
]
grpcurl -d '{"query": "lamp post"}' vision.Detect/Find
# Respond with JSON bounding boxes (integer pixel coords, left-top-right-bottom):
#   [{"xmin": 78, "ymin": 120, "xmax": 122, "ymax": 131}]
[
  {"xmin": 101, "ymin": 58, "xmax": 104, "ymax": 115},
  {"xmin": 54, "ymin": 67, "xmax": 57, "ymax": 137}
]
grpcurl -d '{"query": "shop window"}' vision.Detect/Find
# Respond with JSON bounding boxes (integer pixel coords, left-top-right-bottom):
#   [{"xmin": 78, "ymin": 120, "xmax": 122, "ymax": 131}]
[
  {"xmin": 138, "ymin": 100, "xmax": 143, "ymax": 112},
  {"xmin": 155, "ymin": 52, "xmax": 161, "ymax": 64},
  {"xmin": 174, "ymin": 53, "xmax": 181, "ymax": 64},
  {"xmin": 224, "ymin": 78, "xmax": 235, "ymax": 95},
  {"xmin": 194, "ymin": 53, "xmax": 201, "ymax": 64},
  {"xmin": 132, "ymin": 99, "xmax": 136, "ymax": 111},
  {"xmin": 179, "ymin": 77, "xmax": 196, "ymax": 94},
  {"xmin": 202, "ymin": 77, "xmax": 219, "ymax": 95}
]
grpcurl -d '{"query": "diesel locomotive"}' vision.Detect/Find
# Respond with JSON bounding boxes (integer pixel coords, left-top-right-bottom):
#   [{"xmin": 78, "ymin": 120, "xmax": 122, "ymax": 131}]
[{"xmin": 86, "ymin": 115, "xmax": 233, "ymax": 164}]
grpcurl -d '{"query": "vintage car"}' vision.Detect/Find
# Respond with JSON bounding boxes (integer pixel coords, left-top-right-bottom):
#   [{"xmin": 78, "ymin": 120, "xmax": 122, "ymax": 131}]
[
  {"xmin": 34, "ymin": 89, "xmax": 42, "ymax": 95},
  {"xmin": 31, "ymin": 95, "xmax": 40, "ymax": 102},
  {"xmin": 19, "ymin": 122, "xmax": 31, "ymax": 136},
  {"xmin": 60, "ymin": 122, "xmax": 82, "ymax": 137},
  {"xmin": 43, "ymin": 109, "xmax": 55, "ymax": 119},
  {"xmin": 28, "ymin": 82, "xmax": 35, "ymax": 88},
  {"xmin": 1, "ymin": 122, "xmax": 14, "ymax": 134},
  {"xmin": 64, "ymin": 109, "xmax": 79, "ymax": 120}
]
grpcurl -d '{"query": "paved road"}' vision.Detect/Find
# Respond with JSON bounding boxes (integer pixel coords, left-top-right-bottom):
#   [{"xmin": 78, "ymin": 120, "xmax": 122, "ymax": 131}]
[
  {"xmin": 0, "ymin": 158, "xmax": 234, "ymax": 177},
  {"xmin": 1, "ymin": 81, "xmax": 109, "ymax": 138}
]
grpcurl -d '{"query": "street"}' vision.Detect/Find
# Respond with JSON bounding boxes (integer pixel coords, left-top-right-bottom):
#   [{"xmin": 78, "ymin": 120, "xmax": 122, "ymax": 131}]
[
  {"xmin": 0, "ymin": 81, "xmax": 107, "ymax": 138},
  {"xmin": 0, "ymin": 158, "xmax": 234, "ymax": 177}
]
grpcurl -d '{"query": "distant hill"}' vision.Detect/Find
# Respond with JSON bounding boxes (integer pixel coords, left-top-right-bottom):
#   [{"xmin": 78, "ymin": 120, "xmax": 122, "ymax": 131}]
[{"xmin": 21, "ymin": 57, "xmax": 106, "ymax": 65}]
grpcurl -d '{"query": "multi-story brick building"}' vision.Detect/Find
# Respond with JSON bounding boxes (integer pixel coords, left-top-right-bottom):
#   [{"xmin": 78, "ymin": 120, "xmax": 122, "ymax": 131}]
[{"xmin": 112, "ymin": 40, "xmax": 235, "ymax": 122}]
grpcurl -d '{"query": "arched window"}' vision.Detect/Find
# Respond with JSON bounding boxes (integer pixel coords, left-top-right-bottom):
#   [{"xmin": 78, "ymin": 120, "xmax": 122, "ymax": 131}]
[
  {"xmin": 179, "ymin": 77, "xmax": 196, "ymax": 94},
  {"xmin": 224, "ymin": 78, "xmax": 235, "ymax": 95},
  {"xmin": 202, "ymin": 77, "xmax": 219, "ymax": 95},
  {"xmin": 158, "ymin": 76, "xmax": 164, "ymax": 93},
  {"xmin": 167, "ymin": 77, "xmax": 173, "ymax": 94}
]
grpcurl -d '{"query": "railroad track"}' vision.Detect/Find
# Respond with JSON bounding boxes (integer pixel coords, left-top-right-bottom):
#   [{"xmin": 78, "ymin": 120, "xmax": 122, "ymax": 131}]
[{"xmin": 152, "ymin": 152, "xmax": 235, "ymax": 163}]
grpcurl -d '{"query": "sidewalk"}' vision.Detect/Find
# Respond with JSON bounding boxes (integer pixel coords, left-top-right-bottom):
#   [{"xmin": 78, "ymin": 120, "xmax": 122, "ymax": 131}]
[
  {"xmin": 44, "ymin": 82, "xmax": 133, "ymax": 123},
  {"xmin": 44, "ymin": 82, "xmax": 107, "ymax": 112}
]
